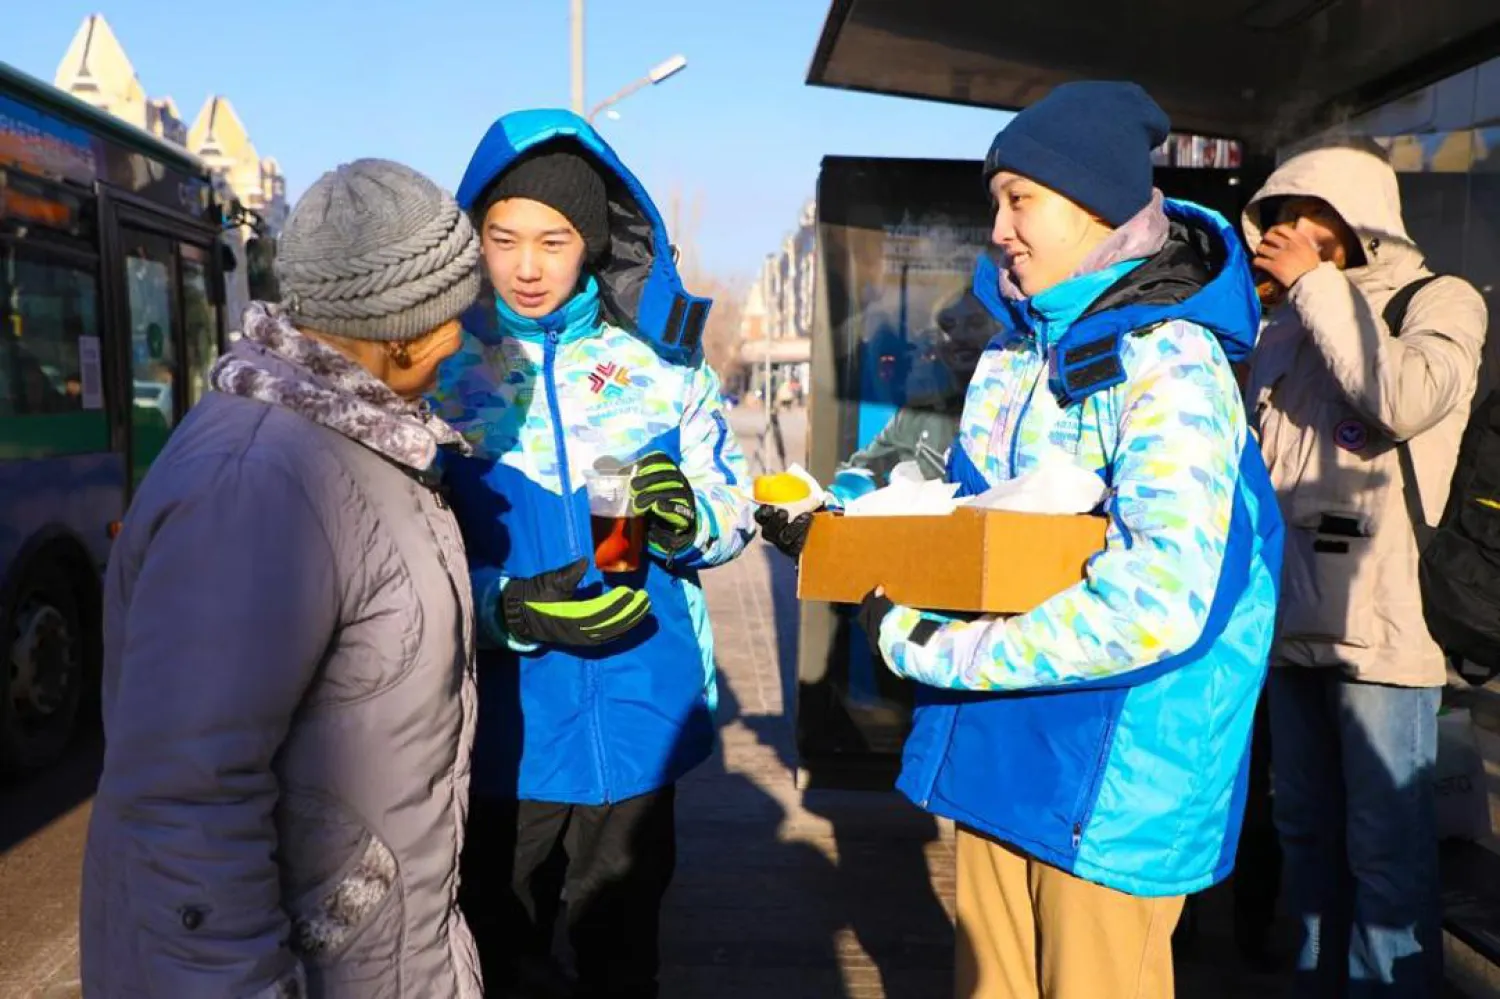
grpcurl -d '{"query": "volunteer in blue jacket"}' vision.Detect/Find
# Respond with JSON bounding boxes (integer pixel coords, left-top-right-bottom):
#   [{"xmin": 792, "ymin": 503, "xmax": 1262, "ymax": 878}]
[
  {"xmin": 433, "ymin": 111, "xmax": 753, "ymax": 998},
  {"xmin": 837, "ymin": 83, "xmax": 1282, "ymax": 998}
]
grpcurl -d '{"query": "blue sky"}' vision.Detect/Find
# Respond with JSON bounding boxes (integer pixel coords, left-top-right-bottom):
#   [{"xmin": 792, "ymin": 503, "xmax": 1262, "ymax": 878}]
[{"xmin": 5, "ymin": 1, "xmax": 1010, "ymax": 279}]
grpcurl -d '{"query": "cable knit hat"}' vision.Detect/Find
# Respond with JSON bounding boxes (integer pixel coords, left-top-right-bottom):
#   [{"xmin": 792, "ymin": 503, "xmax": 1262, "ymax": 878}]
[
  {"xmin": 275, "ymin": 158, "xmax": 482, "ymax": 341},
  {"xmin": 477, "ymin": 147, "xmax": 611, "ymax": 262},
  {"xmin": 984, "ymin": 81, "xmax": 1171, "ymax": 227}
]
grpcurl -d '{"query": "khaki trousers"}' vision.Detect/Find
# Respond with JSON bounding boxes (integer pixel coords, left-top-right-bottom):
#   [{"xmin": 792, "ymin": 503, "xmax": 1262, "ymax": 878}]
[{"xmin": 955, "ymin": 826, "xmax": 1184, "ymax": 999}]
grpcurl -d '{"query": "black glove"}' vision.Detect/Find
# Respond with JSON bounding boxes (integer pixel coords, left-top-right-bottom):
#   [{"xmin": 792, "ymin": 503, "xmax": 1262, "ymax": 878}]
[
  {"xmin": 755, "ymin": 505, "xmax": 814, "ymax": 559},
  {"xmin": 856, "ymin": 588, "xmax": 896, "ymax": 645},
  {"xmin": 502, "ymin": 560, "xmax": 652, "ymax": 648},
  {"xmin": 630, "ymin": 452, "xmax": 698, "ymax": 554}
]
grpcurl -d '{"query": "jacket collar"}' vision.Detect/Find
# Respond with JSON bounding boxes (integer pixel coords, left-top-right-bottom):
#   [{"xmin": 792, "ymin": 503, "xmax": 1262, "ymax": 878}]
[
  {"xmin": 211, "ymin": 303, "xmax": 468, "ymax": 470},
  {"xmin": 1021, "ymin": 260, "xmax": 1146, "ymax": 347},
  {"xmin": 486, "ymin": 275, "xmax": 603, "ymax": 346}
]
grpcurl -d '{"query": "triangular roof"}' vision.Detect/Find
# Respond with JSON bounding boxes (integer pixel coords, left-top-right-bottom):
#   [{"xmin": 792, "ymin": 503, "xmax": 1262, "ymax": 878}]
[
  {"xmin": 54, "ymin": 14, "xmax": 145, "ymax": 111},
  {"xmin": 189, "ymin": 94, "xmax": 254, "ymax": 160}
]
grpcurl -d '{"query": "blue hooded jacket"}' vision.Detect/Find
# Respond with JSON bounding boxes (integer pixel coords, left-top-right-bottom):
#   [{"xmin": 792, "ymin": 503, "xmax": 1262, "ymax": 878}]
[
  {"xmin": 433, "ymin": 111, "xmax": 754, "ymax": 804},
  {"xmin": 875, "ymin": 200, "xmax": 1285, "ymax": 896}
]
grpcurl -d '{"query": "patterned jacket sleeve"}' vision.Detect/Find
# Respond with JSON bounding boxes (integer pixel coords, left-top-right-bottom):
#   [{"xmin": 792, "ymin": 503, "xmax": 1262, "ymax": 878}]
[
  {"xmin": 669, "ymin": 361, "xmax": 755, "ymax": 570},
  {"xmin": 431, "ymin": 345, "xmax": 540, "ymax": 654},
  {"xmin": 879, "ymin": 324, "xmax": 1246, "ymax": 691}
]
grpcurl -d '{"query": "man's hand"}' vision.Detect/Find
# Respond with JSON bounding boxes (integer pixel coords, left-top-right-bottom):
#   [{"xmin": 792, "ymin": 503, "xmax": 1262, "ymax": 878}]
[
  {"xmin": 630, "ymin": 452, "xmax": 698, "ymax": 555},
  {"xmin": 502, "ymin": 560, "xmax": 652, "ymax": 648},
  {"xmin": 755, "ymin": 505, "xmax": 815, "ymax": 559},
  {"xmin": 856, "ymin": 587, "xmax": 896, "ymax": 645},
  {"xmin": 1253, "ymin": 224, "xmax": 1323, "ymax": 291}
]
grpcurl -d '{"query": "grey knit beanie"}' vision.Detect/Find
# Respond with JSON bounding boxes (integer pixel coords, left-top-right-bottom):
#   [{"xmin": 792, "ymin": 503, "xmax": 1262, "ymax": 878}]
[{"xmin": 275, "ymin": 158, "xmax": 481, "ymax": 341}]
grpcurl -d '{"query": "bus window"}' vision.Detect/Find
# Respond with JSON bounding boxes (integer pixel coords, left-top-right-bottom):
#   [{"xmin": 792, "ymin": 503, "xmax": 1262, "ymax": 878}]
[
  {"xmin": 124, "ymin": 232, "xmax": 177, "ymax": 480},
  {"xmin": 180, "ymin": 242, "xmax": 219, "ymax": 406},
  {"xmin": 0, "ymin": 241, "xmax": 107, "ymax": 459}
]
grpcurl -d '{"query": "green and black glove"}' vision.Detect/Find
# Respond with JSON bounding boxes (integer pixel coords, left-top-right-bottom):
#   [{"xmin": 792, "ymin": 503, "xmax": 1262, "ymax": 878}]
[
  {"xmin": 630, "ymin": 451, "xmax": 698, "ymax": 555},
  {"xmin": 502, "ymin": 560, "xmax": 652, "ymax": 649}
]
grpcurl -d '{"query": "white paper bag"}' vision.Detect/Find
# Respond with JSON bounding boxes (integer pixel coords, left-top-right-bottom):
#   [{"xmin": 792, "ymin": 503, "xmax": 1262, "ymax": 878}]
[{"xmin": 1435, "ymin": 708, "xmax": 1492, "ymax": 842}]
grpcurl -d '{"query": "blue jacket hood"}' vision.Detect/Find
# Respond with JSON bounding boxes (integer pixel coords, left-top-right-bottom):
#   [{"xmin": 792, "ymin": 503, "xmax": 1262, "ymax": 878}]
[
  {"xmin": 458, "ymin": 109, "xmax": 709, "ymax": 363},
  {"xmin": 973, "ymin": 199, "xmax": 1261, "ymax": 403}
]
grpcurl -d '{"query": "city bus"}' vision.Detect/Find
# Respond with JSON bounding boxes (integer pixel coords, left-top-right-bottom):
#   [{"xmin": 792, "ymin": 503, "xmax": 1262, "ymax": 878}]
[{"xmin": 0, "ymin": 59, "xmax": 235, "ymax": 777}]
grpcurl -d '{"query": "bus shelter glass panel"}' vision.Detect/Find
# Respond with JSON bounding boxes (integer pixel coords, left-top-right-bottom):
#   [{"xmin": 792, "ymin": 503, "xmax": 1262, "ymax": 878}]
[
  {"xmin": 1301, "ymin": 52, "xmax": 1500, "ymax": 388},
  {"xmin": 0, "ymin": 241, "xmax": 107, "ymax": 459},
  {"xmin": 799, "ymin": 156, "xmax": 996, "ymax": 785}
]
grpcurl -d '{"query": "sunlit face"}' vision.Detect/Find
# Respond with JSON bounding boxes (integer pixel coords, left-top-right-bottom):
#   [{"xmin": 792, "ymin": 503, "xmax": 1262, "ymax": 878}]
[
  {"xmin": 989, "ymin": 171, "xmax": 1113, "ymax": 297},
  {"xmin": 481, "ymin": 197, "xmax": 588, "ymax": 318},
  {"xmin": 1274, "ymin": 196, "xmax": 1361, "ymax": 270}
]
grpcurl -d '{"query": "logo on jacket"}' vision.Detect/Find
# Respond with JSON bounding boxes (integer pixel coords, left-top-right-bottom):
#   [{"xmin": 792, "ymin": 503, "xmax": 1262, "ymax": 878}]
[
  {"xmin": 1334, "ymin": 419, "xmax": 1370, "ymax": 453},
  {"xmin": 588, "ymin": 362, "xmax": 631, "ymax": 400}
]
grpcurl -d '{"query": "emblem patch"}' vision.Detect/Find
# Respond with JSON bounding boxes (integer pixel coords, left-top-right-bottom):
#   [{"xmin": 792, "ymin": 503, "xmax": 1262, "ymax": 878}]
[
  {"xmin": 1334, "ymin": 419, "xmax": 1369, "ymax": 452},
  {"xmin": 588, "ymin": 362, "xmax": 631, "ymax": 399}
]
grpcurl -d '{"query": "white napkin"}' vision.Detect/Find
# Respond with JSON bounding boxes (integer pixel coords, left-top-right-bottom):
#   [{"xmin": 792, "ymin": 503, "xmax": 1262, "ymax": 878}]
[
  {"xmin": 843, "ymin": 463, "xmax": 962, "ymax": 517},
  {"xmin": 960, "ymin": 463, "xmax": 1107, "ymax": 515}
]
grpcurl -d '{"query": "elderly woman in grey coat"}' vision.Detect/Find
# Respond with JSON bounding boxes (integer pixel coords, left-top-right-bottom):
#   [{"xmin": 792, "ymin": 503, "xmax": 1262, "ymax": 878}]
[{"xmin": 80, "ymin": 159, "xmax": 484, "ymax": 999}]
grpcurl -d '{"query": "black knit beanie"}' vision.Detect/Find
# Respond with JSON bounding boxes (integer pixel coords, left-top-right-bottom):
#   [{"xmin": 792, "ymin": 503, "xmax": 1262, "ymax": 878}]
[{"xmin": 477, "ymin": 148, "xmax": 610, "ymax": 262}]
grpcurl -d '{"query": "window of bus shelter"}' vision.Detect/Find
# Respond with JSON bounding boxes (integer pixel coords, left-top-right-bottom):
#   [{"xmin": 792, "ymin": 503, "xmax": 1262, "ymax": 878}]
[
  {"xmin": 124, "ymin": 233, "xmax": 178, "ymax": 483},
  {"xmin": 0, "ymin": 242, "xmax": 107, "ymax": 460},
  {"xmin": 1324, "ymin": 53, "xmax": 1500, "ymax": 389},
  {"xmin": 179, "ymin": 242, "xmax": 218, "ymax": 406}
]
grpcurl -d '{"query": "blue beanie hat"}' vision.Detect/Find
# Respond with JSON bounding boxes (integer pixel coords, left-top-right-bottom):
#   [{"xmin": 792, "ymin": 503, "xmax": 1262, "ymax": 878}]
[{"xmin": 984, "ymin": 81, "xmax": 1171, "ymax": 227}]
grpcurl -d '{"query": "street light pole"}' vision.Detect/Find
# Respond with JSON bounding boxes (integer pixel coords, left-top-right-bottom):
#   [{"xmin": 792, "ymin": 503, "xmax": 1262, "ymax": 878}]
[
  {"xmin": 570, "ymin": 0, "xmax": 585, "ymax": 115},
  {"xmin": 587, "ymin": 54, "xmax": 688, "ymax": 123}
]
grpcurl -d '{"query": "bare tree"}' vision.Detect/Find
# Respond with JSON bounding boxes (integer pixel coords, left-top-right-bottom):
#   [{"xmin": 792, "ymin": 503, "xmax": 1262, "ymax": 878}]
[{"xmin": 666, "ymin": 183, "xmax": 747, "ymax": 386}]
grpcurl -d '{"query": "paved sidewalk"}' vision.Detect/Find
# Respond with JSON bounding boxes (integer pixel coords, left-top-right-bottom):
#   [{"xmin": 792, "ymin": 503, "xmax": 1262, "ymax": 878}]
[
  {"xmin": 662, "ymin": 531, "xmax": 1294, "ymax": 998},
  {"xmin": 661, "ymin": 539, "xmax": 954, "ymax": 998}
]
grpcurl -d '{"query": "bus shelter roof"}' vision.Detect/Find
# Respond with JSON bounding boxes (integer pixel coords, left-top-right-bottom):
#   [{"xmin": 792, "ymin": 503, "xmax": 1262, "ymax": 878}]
[{"xmin": 806, "ymin": 0, "xmax": 1500, "ymax": 147}]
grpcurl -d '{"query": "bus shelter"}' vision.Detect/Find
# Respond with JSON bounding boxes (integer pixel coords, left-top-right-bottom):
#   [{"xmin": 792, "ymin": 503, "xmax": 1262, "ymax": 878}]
[{"xmin": 793, "ymin": 0, "xmax": 1500, "ymax": 787}]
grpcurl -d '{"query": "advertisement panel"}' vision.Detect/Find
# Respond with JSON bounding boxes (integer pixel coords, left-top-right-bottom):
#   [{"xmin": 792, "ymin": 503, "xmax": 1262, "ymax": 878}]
[
  {"xmin": 0, "ymin": 93, "xmax": 101, "ymax": 186},
  {"xmin": 797, "ymin": 156, "xmax": 995, "ymax": 786}
]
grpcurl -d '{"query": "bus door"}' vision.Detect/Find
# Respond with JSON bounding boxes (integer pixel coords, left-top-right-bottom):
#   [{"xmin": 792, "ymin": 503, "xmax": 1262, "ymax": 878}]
[{"xmin": 100, "ymin": 193, "xmax": 224, "ymax": 492}]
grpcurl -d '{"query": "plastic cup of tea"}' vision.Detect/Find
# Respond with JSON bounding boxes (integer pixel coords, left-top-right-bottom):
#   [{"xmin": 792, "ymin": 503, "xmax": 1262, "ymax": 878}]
[{"xmin": 583, "ymin": 468, "xmax": 645, "ymax": 574}]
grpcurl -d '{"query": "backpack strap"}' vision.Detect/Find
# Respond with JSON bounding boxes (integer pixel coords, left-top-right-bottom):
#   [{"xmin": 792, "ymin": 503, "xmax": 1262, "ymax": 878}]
[{"xmin": 1385, "ymin": 275, "xmax": 1445, "ymax": 548}]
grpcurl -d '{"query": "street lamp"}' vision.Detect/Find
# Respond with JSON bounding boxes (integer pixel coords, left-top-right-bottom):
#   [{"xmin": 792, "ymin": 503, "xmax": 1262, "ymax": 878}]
[{"xmin": 587, "ymin": 55, "xmax": 689, "ymax": 124}]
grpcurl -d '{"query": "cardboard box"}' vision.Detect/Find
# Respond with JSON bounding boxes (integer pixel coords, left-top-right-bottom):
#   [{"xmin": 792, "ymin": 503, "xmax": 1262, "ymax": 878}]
[{"xmin": 797, "ymin": 507, "xmax": 1108, "ymax": 615}]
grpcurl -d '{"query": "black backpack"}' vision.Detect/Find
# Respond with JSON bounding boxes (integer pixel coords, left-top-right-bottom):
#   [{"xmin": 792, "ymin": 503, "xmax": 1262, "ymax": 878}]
[{"xmin": 1387, "ymin": 277, "xmax": 1500, "ymax": 682}]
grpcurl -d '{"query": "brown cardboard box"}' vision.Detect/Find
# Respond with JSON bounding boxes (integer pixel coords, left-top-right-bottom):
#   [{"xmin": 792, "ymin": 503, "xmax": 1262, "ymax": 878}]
[{"xmin": 797, "ymin": 507, "xmax": 1108, "ymax": 614}]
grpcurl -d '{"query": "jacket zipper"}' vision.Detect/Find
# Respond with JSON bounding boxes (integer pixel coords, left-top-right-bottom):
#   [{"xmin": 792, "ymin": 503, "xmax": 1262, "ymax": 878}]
[
  {"xmin": 541, "ymin": 321, "xmax": 609, "ymax": 801},
  {"xmin": 1072, "ymin": 709, "xmax": 1119, "ymax": 850},
  {"xmin": 543, "ymin": 319, "xmax": 612, "ymax": 804},
  {"xmin": 1007, "ymin": 346, "xmax": 1046, "ymax": 476},
  {"xmin": 541, "ymin": 324, "xmax": 582, "ymax": 558}
]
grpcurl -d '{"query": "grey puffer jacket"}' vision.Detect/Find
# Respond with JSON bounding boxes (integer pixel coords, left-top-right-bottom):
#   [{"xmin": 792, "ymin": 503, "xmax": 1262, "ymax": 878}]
[{"xmin": 81, "ymin": 304, "xmax": 481, "ymax": 998}]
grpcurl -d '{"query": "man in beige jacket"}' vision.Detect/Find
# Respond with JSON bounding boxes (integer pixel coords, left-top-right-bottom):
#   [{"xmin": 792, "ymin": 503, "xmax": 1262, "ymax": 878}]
[{"xmin": 1244, "ymin": 138, "xmax": 1488, "ymax": 996}]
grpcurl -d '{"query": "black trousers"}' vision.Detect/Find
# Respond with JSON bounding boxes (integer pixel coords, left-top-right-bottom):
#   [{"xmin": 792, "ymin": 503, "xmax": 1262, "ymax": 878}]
[
  {"xmin": 1234, "ymin": 693, "xmax": 1282, "ymax": 940},
  {"xmin": 460, "ymin": 786, "xmax": 677, "ymax": 999}
]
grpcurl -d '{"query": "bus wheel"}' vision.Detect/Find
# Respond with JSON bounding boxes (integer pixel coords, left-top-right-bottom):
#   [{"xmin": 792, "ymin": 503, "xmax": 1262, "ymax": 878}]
[{"xmin": 0, "ymin": 560, "xmax": 85, "ymax": 780}]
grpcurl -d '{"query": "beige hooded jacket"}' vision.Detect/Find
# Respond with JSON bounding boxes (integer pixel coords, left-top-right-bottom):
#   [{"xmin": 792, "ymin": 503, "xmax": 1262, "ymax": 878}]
[{"xmin": 1244, "ymin": 142, "xmax": 1489, "ymax": 687}]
